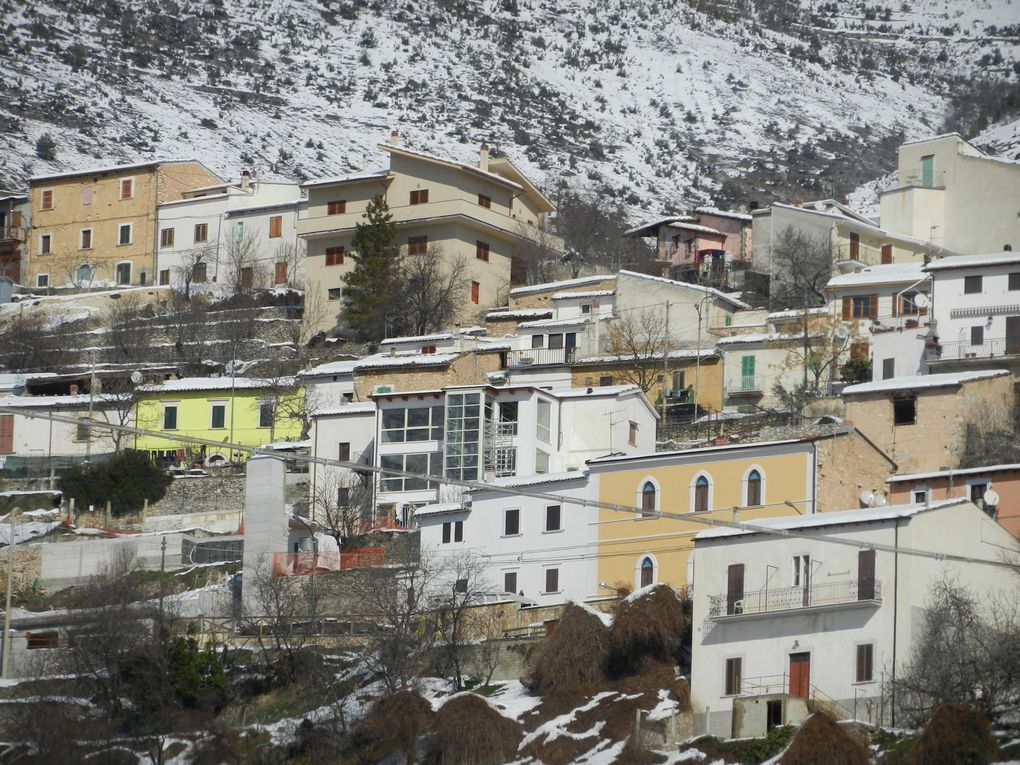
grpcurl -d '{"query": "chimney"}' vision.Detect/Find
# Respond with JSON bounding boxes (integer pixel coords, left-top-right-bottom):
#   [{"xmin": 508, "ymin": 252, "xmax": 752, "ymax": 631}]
[
  {"xmin": 69, "ymin": 383, "xmax": 79, "ymax": 395},
  {"xmin": 240, "ymin": 170, "xmax": 251, "ymax": 190},
  {"xmin": 479, "ymin": 143, "xmax": 490, "ymax": 172},
  {"xmin": 389, "ymin": 129, "xmax": 400, "ymax": 146}
]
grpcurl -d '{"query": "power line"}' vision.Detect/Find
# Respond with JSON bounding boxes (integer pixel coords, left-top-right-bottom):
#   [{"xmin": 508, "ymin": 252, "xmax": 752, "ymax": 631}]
[{"xmin": 4, "ymin": 405, "xmax": 1017, "ymax": 571}]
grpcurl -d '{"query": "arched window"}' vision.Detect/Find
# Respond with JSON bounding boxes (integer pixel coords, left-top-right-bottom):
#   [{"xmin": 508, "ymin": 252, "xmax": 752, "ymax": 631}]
[
  {"xmin": 694, "ymin": 475, "xmax": 710, "ymax": 513},
  {"xmin": 746, "ymin": 469, "xmax": 762, "ymax": 506},
  {"xmin": 76, "ymin": 263, "xmax": 93, "ymax": 283},
  {"xmin": 640, "ymin": 556, "xmax": 654, "ymax": 588},
  {"xmin": 641, "ymin": 481, "xmax": 657, "ymax": 517}
]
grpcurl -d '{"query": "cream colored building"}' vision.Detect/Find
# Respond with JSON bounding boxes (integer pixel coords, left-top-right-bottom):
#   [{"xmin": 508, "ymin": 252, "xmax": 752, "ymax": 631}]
[
  {"xmin": 879, "ymin": 133, "xmax": 1020, "ymax": 255},
  {"xmin": 27, "ymin": 160, "xmax": 223, "ymax": 289},
  {"xmin": 298, "ymin": 133, "xmax": 561, "ymax": 333}
]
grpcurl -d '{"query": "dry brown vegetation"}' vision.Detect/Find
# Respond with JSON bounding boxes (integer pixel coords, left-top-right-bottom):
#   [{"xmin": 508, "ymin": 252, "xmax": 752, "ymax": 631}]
[
  {"xmin": 524, "ymin": 604, "xmax": 611, "ymax": 696},
  {"xmin": 608, "ymin": 585, "xmax": 686, "ymax": 678},
  {"xmin": 352, "ymin": 690, "xmax": 435, "ymax": 764},
  {"xmin": 910, "ymin": 703, "xmax": 999, "ymax": 765},
  {"xmin": 779, "ymin": 712, "xmax": 868, "ymax": 765},
  {"xmin": 433, "ymin": 693, "xmax": 522, "ymax": 765}
]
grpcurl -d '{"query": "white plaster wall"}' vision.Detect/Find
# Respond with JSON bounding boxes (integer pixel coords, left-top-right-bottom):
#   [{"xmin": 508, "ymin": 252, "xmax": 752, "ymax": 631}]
[{"xmin": 931, "ymin": 263, "xmax": 1020, "ymax": 356}]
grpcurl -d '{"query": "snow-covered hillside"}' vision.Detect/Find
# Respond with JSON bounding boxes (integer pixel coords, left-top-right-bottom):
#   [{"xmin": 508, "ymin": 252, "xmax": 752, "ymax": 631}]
[{"xmin": 2, "ymin": 0, "xmax": 1018, "ymax": 216}]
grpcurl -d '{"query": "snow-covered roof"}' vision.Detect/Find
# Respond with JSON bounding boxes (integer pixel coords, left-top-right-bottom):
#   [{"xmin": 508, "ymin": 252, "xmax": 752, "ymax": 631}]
[
  {"xmin": 380, "ymin": 333, "xmax": 454, "ymax": 346},
  {"xmin": 716, "ymin": 332, "xmax": 826, "ymax": 346},
  {"xmin": 261, "ymin": 439, "xmax": 311, "ymax": 451},
  {"xmin": 517, "ymin": 316, "xmax": 590, "ymax": 329},
  {"xmin": 575, "ymin": 348, "xmax": 718, "ymax": 364},
  {"xmin": 413, "ymin": 501, "xmax": 467, "ymax": 518},
  {"xmin": 473, "ymin": 470, "xmax": 589, "ymax": 491},
  {"xmin": 888, "ymin": 462, "xmax": 1020, "ymax": 483},
  {"xmin": 301, "ymin": 168, "xmax": 389, "ymax": 188},
  {"xmin": 662, "ymin": 222, "xmax": 724, "ymax": 236},
  {"xmin": 547, "ymin": 384, "xmax": 642, "ymax": 399},
  {"xmin": 767, "ymin": 307, "xmax": 830, "ymax": 320},
  {"xmin": 826, "ymin": 262, "xmax": 928, "ymax": 289},
  {"xmin": 0, "ymin": 393, "xmax": 127, "ymax": 409},
  {"xmin": 224, "ymin": 198, "xmax": 306, "ymax": 216},
  {"xmin": 624, "ymin": 215, "xmax": 697, "ymax": 236},
  {"xmin": 695, "ymin": 498, "xmax": 969, "ymax": 540},
  {"xmin": 589, "ymin": 438, "xmax": 807, "ymax": 466},
  {"xmin": 900, "ymin": 132, "xmax": 966, "ymax": 147},
  {"xmin": 695, "ymin": 206, "xmax": 753, "ymax": 222},
  {"xmin": 925, "ymin": 252, "xmax": 1020, "ymax": 271},
  {"xmin": 355, "ymin": 352, "xmax": 459, "ymax": 371},
  {"xmin": 138, "ymin": 376, "xmax": 294, "ymax": 393},
  {"xmin": 617, "ymin": 270, "xmax": 750, "ymax": 309},
  {"xmin": 551, "ymin": 290, "xmax": 615, "ymax": 300},
  {"xmin": 380, "ymin": 144, "xmax": 524, "ymax": 190},
  {"xmin": 30, "ymin": 159, "xmax": 217, "ymax": 184},
  {"xmin": 312, "ymin": 402, "xmax": 377, "ymax": 418},
  {"xmin": 297, "ymin": 358, "xmax": 360, "ymax": 378},
  {"xmin": 485, "ymin": 308, "xmax": 553, "ymax": 320},
  {"xmin": 509, "ymin": 274, "xmax": 616, "ymax": 296},
  {"xmin": 842, "ymin": 370, "xmax": 1009, "ymax": 396}
]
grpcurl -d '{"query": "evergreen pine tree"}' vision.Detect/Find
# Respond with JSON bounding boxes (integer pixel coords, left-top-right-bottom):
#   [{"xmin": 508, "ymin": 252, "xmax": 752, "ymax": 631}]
[{"xmin": 341, "ymin": 195, "xmax": 403, "ymax": 340}]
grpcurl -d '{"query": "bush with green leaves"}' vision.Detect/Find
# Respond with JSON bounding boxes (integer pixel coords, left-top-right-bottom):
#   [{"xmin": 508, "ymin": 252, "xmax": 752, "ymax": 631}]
[{"xmin": 60, "ymin": 450, "xmax": 173, "ymax": 516}]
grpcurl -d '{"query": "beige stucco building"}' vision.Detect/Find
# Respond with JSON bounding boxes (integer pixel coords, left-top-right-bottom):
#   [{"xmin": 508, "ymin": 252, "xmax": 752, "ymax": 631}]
[
  {"xmin": 26, "ymin": 160, "xmax": 223, "ymax": 289},
  {"xmin": 299, "ymin": 133, "xmax": 561, "ymax": 334}
]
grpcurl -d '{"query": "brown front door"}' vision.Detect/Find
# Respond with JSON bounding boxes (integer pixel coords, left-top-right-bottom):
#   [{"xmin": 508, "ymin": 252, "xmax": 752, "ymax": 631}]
[
  {"xmin": 789, "ymin": 652, "xmax": 810, "ymax": 698},
  {"xmin": 858, "ymin": 549, "xmax": 876, "ymax": 600},
  {"xmin": 727, "ymin": 563, "xmax": 745, "ymax": 615}
]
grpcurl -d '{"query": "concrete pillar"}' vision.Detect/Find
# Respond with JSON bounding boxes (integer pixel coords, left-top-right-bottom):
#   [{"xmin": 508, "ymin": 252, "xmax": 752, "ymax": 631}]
[{"xmin": 241, "ymin": 456, "xmax": 287, "ymax": 612}]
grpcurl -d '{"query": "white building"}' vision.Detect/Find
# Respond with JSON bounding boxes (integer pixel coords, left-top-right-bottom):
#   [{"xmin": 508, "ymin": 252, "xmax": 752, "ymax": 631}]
[
  {"xmin": 415, "ymin": 471, "xmax": 597, "ymax": 606},
  {"xmin": 689, "ymin": 498, "xmax": 1019, "ymax": 738},
  {"xmin": 879, "ymin": 133, "xmax": 1020, "ymax": 255},
  {"xmin": 307, "ymin": 402, "xmax": 377, "ymax": 528},
  {"xmin": 155, "ymin": 174, "xmax": 302, "ymax": 288}
]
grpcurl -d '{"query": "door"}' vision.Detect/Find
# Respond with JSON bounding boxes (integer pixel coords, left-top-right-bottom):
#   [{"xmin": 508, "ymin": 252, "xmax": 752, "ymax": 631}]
[
  {"xmin": 881, "ymin": 244, "xmax": 893, "ymax": 264},
  {"xmin": 726, "ymin": 563, "xmax": 744, "ymax": 615},
  {"xmin": 858, "ymin": 549, "xmax": 876, "ymax": 600},
  {"xmin": 789, "ymin": 652, "xmax": 810, "ymax": 699},
  {"xmin": 1007, "ymin": 316, "xmax": 1020, "ymax": 355},
  {"xmin": 920, "ymin": 155, "xmax": 934, "ymax": 187},
  {"xmin": 740, "ymin": 356, "xmax": 756, "ymax": 390}
]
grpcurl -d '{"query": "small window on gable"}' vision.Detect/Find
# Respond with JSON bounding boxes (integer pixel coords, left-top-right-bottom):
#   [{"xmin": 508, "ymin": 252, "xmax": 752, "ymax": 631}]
[
  {"xmin": 893, "ymin": 395, "xmax": 916, "ymax": 426},
  {"xmin": 40, "ymin": 190, "xmax": 53, "ymax": 210},
  {"xmin": 641, "ymin": 481, "xmax": 656, "ymax": 517},
  {"xmin": 628, "ymin": 421, "xmax": 638, "ymax": 446}
]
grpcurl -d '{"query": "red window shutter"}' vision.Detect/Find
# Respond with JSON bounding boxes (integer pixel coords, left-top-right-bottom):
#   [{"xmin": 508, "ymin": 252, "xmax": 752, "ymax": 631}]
[
  {"xmin": 470, "ymin": 281, "xmax": 480, "ymax": 304},
  {"xmin": 869, "ymin": 294, "xmax": 878, "ymax": 319},
  {"xmin": 327, "ymin": 200, "xmax": 346, "ymax": 215},
  {"xmin": 892, "ymin": 294, "xmax": 898, "ymax": 317},
  {"xmin": 842, "ymin": 297, "xmax": 851, "ymax": 320},
  {"xmin": 0, "ymin": 415, "xmax": 13, "ymax": 454},
  {"xmin": 269, "ymin": 216, "xmax": 282, "ymax": 238},
  {"xmin": 476, "ymin": 240, "xmax": 489, "ymax": 261},
  {"xmin": 41, "ymin": 190, "xmax": 53, "ymax": 210},
  {"xmin": 849, "ymin": 233, "xmax": 860, "ymax": 260},
  {"xmin": 881, "ymin": 244, "xmax": 893, "ymax": 264},
  {"xmin": 274, "ymin": 262, "xmax": 287, "ymax": 284},
  {"xmin": 325, "ymin": 246, "xmax": 345, "ymax": 266}
]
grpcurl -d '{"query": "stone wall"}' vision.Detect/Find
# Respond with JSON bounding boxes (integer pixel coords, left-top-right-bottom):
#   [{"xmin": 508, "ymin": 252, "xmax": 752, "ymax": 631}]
[
  {"xmin": 352, "ymin": 352, "xmax": 502, "ymax": 400},
  {"xmin": 0, "ymin": 544, "xmax": 42, "ymax": 592}
]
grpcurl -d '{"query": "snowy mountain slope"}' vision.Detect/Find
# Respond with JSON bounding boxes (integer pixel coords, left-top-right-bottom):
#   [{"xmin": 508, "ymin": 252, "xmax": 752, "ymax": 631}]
[{"xmin": 1, "ymin": 0, "xmax": 1017, "ymax": 217}]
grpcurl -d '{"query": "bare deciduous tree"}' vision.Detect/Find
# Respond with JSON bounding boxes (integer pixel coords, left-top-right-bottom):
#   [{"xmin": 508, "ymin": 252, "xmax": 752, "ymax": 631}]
[
  {"xmin": 768, "ymin": 226, "xmax": 837, "ymax": 311},
  {"xmin": 312, "ymin": 469, "xmax": 374, "ymax": 550},
  {"xmin": 174, "ymin": 244, "xmax": 216, "ymax": 300},
  {"xmin": 104, "ymin": 292, "xmax": 155, "ymax": 362},
  {"xmin": 398, "ymin": 245, "xmax": 469, "ymax": 336},
  {"xmin": 434, "ymin": 551, "xmax": 494, "ymax": 690},
  {"xmin": 603, "ymin": 307, "xmax": 671, "ymax": 394},
  {"xmin": 512, "ymin": 220, "xmax": 564, "ymax": 286},
  {"xmin": 778, "ymin": 311, "xmax": 853, "ymax": 391},
  {"xmin": 271, "ymin": 240, "xmax": 306, "ymax": 290},
  {"xmin": 224, "ymin": 230, "xmax": 268, "ymax": 294}
]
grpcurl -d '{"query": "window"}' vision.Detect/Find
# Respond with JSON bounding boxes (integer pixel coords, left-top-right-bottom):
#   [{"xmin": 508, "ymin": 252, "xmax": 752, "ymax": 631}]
[
  {"xmin": 599, "ymin": 375, "xmax": 613, "ymax": 386},
  {"xmin": 478, "ymin": 194, "xmax": 492, "ymax": 208},
  {"xmin": 410, "ymin": 189, "xmax": 429, "ymax": 204},
  {"xmin": 536, "ymin": 399, "xmax": 551, "ymax": 443},
  {"xmin": 338, "ymin": 442, "xmax": 351, "ymax": 461},
  {"xmin": 40, "ymin": 189, "xmax": 53, "ymax": 210},
  {"xmin": 544, "ymin": 568, "xmax": 559, "ymax": 594},
  {"xmin": 76, "ymin": 264, "xmax": 93, "ymax": 283},
  {"xmin": 274, "ymin": 262, "xmax": 287, "ymax": 285},
  {"xmin": 76, "ymin": 418, "xmax": 91, "ymax": 442},
  {"xmin": 421, "ymin": 344, "xmax": 437, "ymax": 354},
  {"xmin": 381, "ymin": 405, "xmax": 445, "ymax": 443},
  {"xmin": 325, "ymin": 246, "xmax": 345, "ymax": 266},
  {"xmin": 531, "ymin": 334, "xmax": 544, "ymax": 349},
  {"xmin": 503, "ymin": 571, "xmax": 517, "ymax": 594},
  {"xmin": 194, "ymin": 223, "xmax": 208, "ymax": 243},
  {"xmin": 82, "ymin": 187, "xmax": 94, "ymax": 205},
  {"xmin": 851, "ymin": 296, "xmax": 871, "ymax": 318},
  {"xmin": 163, "ymin": 404, "xmax": 178, "ymax": 430},
  {"xmin": 115, "ymin": 262, "xmax": 131, "ymax": 285},
  {"xmin": 920, "ymin": 154, "xmax": 934, "ymax": 187},
  {"xmin": 882, "ymin": 358, "xmax": 895, "ymax": 380},
  {"xmin": 328, "ymin": 288, "xmax": 342, "ymax": 301},
  {"xmin": 640, "ymin": 556, "xmax": 654, "ymax": 588},
  {"xmin": 210, "ymin": 402, "xmax": 227, "ymax": 429},
  {"xmin": 379, "ymin": 453, "xmax": 441, "ymax": 492},
  {"xmin": 494, "ymin": 446, "xmax": 516, "ymax": 477},
  {"xmin": 26, "ymin": 632, "xmax": 58, "ymax": 650},
  {"xmin": 881, "ymin": 243, "xmax": 892, "ymax": 264},
  {"xmin": 0, "ymin": 415, "xmax": 11, "ymax": 454},
  {"xmin": 964, "ymin": 275, "xmax": 982, "ymax": 294},
  {"xmin": 545, "ymin": 504, "xmax": 561, "ymax": 532},
  {"xmin": 793, "ymin": 554, "xmax": 810, "ymax": 587},
  {"xmin": 725, "ymin": 658, "xmax": 742, "ymax": 695},
  {"xmin": 849, "ymin": 232, "xmax": 860, "ymax": 260},
  {"xmin": 159, "ymin": 269, "xmax": 170, "ymax": 286},
  {"xmin": 855, "ymin": 644, "xmax": 874, "ymax": 683},
  {"xmin": 240, "ymin": 267, "xmax": 254, "ymax": 288},
  {"xmin": 893, "ymin": 395, "xmax": 916, "ymax": 425},
  {"xmin": 258, "ymin": 402, "xmax": 274, "ymax": 428},
  {"xmin": 535, "ymin": 449, "xmax": 550, "ymax": 474},
  {"xmin": 39, "ymin": 234, "xmax": 51, "ymax": 255},
  {"xmin": 327, "ymin": 200, "xmax": 346, "ymax": 215},
  {"xmin": 476, "ymin": 240, "xmax": 490, "ymax": 261},
  {"xmin": 234, "ymin": 221, "xmax": 244, "ymax": 240},
  {"xmin": 193, "ymin": 262, "xmax": 207, "ymax": 283},
  {"xmin": 36, "ymin": 274, "xmax": 48, "ymax": 288},
  {"xmin": 337, "ymin": 487, "xmax": 350, "ymax": 506},
  {"xmin": 119, "ymin": 178, "xmax": 134, "ymax": 199},
  {"xmin": 454, "ymin": 520, "xmax": 463, "ymax": 542},
  {"xmin": 628, "ymin": 421, "xmax": 638, "ymax": 446},
  {"xmin": 269, "ymin": 215, "xmax": 283, "ymax": 238},
  {"xmin": 581, "ymin": 303, "xmax": 591, "ymax": 314},
  {"xmin": 970, "ymin": 482, "xmax": 988, "ymax": 504},
  {"xmin": 746, "ymin": 469, "xmax": 762, "ymax": 506},
  {"xmin": 1010, "ymin": 273, "xmax": 1020, "ymax": 291},
  {"xmin": 641, "ymin": 481, "xmax": 657, "ymax": 517},
  {"xmin": 80, "ymin": 228, "xmax": 92, "ymax": 250},
  {"xmin": 913, "ymin": 489, "xmax": 927, "ymax": 504},
  {"xmin": 693, "ymin": 475, "xmax": 710, "ymax": 512},
  {"xmin": 504, "ymin": 508, "xmax": 520, "ymax": 536},
  {"xmin": 471, "ymin": 280, "xmax": 480, "ymax": 304},
  {"xmin": 160, "ymin": 228, "xmax": 175, "ymax": 247},
  {"xmin": 408, "ymin": 235, "xmax": 428, "ymax": 255},
  {"xmin": 442, "ymin": 522, "xmax": 451, "ymax": 544},
  {"xmin": 899, "ymin": 291, "xmax": 924, "ymax": 315},
  {"xmin": 118, "ymin": 223, "xmax": 132, "ymax": 245}
]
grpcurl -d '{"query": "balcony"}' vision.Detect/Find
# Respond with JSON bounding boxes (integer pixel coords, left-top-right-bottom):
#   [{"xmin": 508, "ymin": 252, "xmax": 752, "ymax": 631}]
[
  {"xmin": 708, "ymin": 579, "xmax": 882, "ymax": 620},
  {"xmin": 726, "ymin": 375, "xmax": 764, "ymax": 396},
  {"xmin": 506, "ymin": 347, "xmax": 576, "ymax": 367},
  {"xmin": 664, "ymin": 388, "xmax": 694, "ymax": 404},
  {"xmin": 883, "ymin": 168, "xmax": 946, "ymax": 192},
  {"xmin": 929, "ymin": 337, "xmax": 1020, "ymax": 362}
]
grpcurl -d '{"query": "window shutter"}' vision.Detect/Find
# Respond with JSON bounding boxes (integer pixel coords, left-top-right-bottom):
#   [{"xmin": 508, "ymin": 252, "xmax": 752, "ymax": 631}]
[
  {"xmin": 891, "ymin": 294, "xmax": 898, "ymax": 317},
  {"xmin": 869, "ymin": 294, "xmax": 878, "ymax": 319},
  {"xmin": 842, "ymin": 297, "xmax": 851, "ymax": 320},
  {"xmin": 726, "ymin": 563, "xmax": 744, "ymax": 615},
  {"xmin": 0, "ymin": 415, "xmax": 13, "ymax": 454},
  {"xmin": 856, "ymin": 645, "xmax": 865, "ymax": 681}
]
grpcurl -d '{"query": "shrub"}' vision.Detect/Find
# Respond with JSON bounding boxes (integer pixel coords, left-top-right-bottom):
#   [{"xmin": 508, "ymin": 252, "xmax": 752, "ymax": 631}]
[
  {"xmin": 780, "ymin": 712, "xmax": 867, "ymax": 765},
  {"xmin": 35, "ymin": 133, "xmax": 57, "ymax": 160},
  {"xmin": 910, "ymin": 703, "xmax": 998, "ymax": 765},
  {"xmin": 59, "ymin": 450, "xmax": 173, "ymax": 516},
  {"xmin": 433, "ymin": 693, "xmax": 521, "ymax": 765},
  {"xmin": 352, "ymin": 690, "xmax": 434, "ymax": 762},
  {"xmin": 524, "ymin": 604, "xmax": 610, "ymax": 696},
  {"xmin": 607, "ymin": 584, "xmax": 686, "ymax": 677}
]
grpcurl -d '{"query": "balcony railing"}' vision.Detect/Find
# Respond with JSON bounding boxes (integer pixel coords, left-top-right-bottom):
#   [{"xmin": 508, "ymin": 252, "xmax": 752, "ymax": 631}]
[
  {"xmin": 884, "ymin": 168, "xmax": 946, "ymax": 192},
  {"xmin": 506, "ymin": 347, "xmax": 576, "ymax": 367},
  {"xmin": 929, "ymin": 338, "xmax": 1020, "ymax": 361},
  {"xmin": 726, "ymin": 375, "xmax": 764, "ymax": 395},
  {"xmin": 708, "ymin": 578, "xmax": 882, "ymax": 618},
  {"xmin": 664, "ymin": 388, "xmax": 694, "ymax": 403}
]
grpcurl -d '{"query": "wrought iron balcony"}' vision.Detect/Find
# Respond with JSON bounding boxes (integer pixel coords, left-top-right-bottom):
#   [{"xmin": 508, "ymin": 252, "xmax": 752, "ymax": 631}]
[
  {"xmin": 505, "ymin": 347, "xmax": 576, "ymax": 367},
  {"xmin": 726, "ymin": 375, "xmax": 764, "ymax": 395},
  {"xmin": 708, "ymin": 578, "xmax": 882, "ymax": 619},
  {"xmin": 884, "ymin": 168, "xmax": 946, "ymax": 192},
  {"xmin": 928, "ymin": 337, "xmax": 1020, "ymax": 362}
]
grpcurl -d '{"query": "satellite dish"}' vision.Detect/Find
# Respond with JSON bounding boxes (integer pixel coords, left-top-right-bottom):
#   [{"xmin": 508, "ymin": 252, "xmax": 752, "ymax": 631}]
[
  {"xmin": 913, "ymin": 293, "xmax": 929, "ymax": 309},
  {"xmin": 983, "ymin": 489, "xmax": 1000, "ymax": 507},
  {"xmin": 130, "ymin": 370, "xmax": 144, "ymax": 385},
  {"xmin": 859, "ymin": 490, "xmax": 874, "ymax": 507},
  {"xmin": 874, "ymin": 494, "xmax": 888, "ymax": 507}
]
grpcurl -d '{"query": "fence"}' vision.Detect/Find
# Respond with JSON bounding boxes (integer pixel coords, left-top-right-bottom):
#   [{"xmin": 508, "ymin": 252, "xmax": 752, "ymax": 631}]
[
  {"xmin": 271, "ymin": 547, "xmax": 384, "ymax": 576},
  {"xmin": 0, "ymin": 452, "xmax": 116, "ymax": 480},
  {"xmin": 709, "ymin": 579, "xmax": 882, "ymax": 618}
]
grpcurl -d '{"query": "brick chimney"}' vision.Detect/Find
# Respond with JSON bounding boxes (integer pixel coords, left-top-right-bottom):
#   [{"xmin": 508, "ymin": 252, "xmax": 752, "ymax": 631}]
[
  {"xmin": 240, "ymin": 170, "xmax": 251, "ymax": 190},
  {"xmin": 479, "ymin": 143, "xmax": 489, "ymax": 172},
  {"xmin": 389, "ymin": 129, "xmax": 400, "ymax": 146}
]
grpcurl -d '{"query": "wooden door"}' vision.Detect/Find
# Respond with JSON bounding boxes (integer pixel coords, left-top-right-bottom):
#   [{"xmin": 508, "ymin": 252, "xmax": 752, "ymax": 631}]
[
  {"xmin": 1007, "ymin": 316, "xmax": 1020, "ymax": 355},
  {"xmin": 881, "ymin": 244, "xmax": 893, "ymax": 264},
  {"xmin": 858, "ymin": 549, "xmax": 876, "ymax": 600},
  {"xmin": 0, "ymin": 414, "xmax": 12, "ymax": 454},
  {"xmin": 726, "ymin": 563, "xmax": 744, "ymax": 615},
  {"xmin": 789, "ymin": 652, "xmax": 810, "ymax": 698}
]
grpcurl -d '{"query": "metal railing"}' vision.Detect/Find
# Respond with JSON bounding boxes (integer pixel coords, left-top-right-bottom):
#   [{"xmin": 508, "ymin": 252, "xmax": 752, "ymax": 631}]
[
  {"xmin": 272, "ymin": 548, "xmax": 384, "ymax": 577},
  {"xmin": 505, "ymin": 347, "xmax": 576, "ymax": 367},
  {"xmin": 664, "ymin": 388, "xmax": 694, "ymax": 403},
  {"xmin": 709, "ymin": 578, "xmax": 882, "ymax": 618},
  {"xmin": 930, "ymin": 338, "xmax": 1020, "ymax": 361},
  {"xmin": 737, "ymin": 674, "xmax": 854, "ymax": 719},
  {"xmin": 726, "ymin": 375, "xmax": 764, "ymax": 394},
  {"xmin": 886, "ymin": 168, "xmax": 946, "ymax": 191}
]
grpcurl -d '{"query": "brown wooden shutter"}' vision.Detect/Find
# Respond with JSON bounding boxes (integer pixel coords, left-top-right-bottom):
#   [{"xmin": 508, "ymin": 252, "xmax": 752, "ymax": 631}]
[
  {"xmin": 856, "ymin": 644, "xmax": 866, "ymax": 681},
  {"xmin": 892, "ymin": 293, "xmax": 898, "ymax": 317},
  {"xmin": 842, "ymin": 297, "xmax": 851, "ymax": 320},
  {"xmin": 881, "ymin": 244, "xmax": 893, "ymax": 264},
  {"xmin": 726, "ymin": 563, "xmax": 744, "ymax": 615},
  {"xmin": 858, "ymin": 549, "xmax": 875, "ymax": 600},
  {"xmin": 869, "ymin": 294, "xmax": 878, "ymax": 319},
  {"xmin": 0, "ymin": 415, "xmax": 13, "ymax": 454}
]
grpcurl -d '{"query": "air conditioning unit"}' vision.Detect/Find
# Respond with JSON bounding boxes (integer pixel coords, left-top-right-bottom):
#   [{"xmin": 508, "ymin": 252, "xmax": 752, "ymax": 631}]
[{"xmin": 372, "ymin": 384, "xmax": 394, "ymax": 395}]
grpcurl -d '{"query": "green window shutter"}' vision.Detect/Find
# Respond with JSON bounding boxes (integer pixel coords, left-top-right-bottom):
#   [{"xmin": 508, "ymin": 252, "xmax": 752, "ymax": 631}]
[{"xmin": 741, "ymin": 356, "xmax": 756, "ymax": 376}]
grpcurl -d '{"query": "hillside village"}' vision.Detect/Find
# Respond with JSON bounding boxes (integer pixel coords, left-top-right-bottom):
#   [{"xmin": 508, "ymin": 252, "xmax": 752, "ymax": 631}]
[{"xmin": 0, "ymin": 125, "xmax": 1018, "ymax": 764}]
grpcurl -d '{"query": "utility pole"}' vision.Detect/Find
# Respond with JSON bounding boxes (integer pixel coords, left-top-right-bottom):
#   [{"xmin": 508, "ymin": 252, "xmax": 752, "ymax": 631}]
[
  {"xmin": 2, "ymin": 507, "xmax": 21, "ymax": 678},
  {"xmin": 85, "ymin": 351, "xmax": 97, "ymax": 462},
  {"xmin": 158, "ymin": 535, "xmax": 167, "ymax": 632},
  {"xmin": 661, "ymin": 300, "xmax": 670, "ymax": 422}
]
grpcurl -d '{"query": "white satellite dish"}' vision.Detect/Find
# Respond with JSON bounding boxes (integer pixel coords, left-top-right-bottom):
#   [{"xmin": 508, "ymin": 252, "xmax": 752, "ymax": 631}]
[
  {"xmin": 913, "ymin": 293, "xmax": 929, "ymax": 309},
  {"xmin": 859, "ymin": 490, "xmax": 874, "ymax": 507},
  {"xmin": 983, "ymin": 488, "xmax": 1000, "ymax": 507},
  {"xmin": 130, "ymin": 370, "xmax": 144, "ymax": 385},
  {"xmin": 874, "ymin": 494, "xmax": 888, "ymax": 507}
]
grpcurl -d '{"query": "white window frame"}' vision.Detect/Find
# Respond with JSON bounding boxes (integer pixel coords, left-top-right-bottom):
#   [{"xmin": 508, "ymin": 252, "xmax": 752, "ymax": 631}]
[
  {"xmin": 40, "ymin": 188, "xmax": 55, "ymax": 210},
  {"xmin": 742, "ymin": 464, "xmax": 766, "ymax": 507},
  {"xmin": 118, "ymin": 222, "xmax": 133, "ymax": 246},
  {"xmin": 38, "ymin": 233, "xmax": 52, "ymax": 255},
  {"xmin": 635, "ymin": 552, "xmax": 658, "ymax": 590},
  {"xmin": 542, "ymin": 565, "xmax": 561, "ymax": 595},
  {"xmin": 502, "ymin": 568, "xmax": 519, "ymax": 595},
  {"xmin": 853, "ymin": 641, "xmax": 876, "ymax": 684},
  {"xmin": 162, "ymin": 403, "xmax": 179, "ymax": 431},
  {"xmin": 209, "ymin": 400, "xmax": 228, "ymax": 430},
  {"xmin": 119, "ymin": 176, "xmax": 136, "ymax": 200},
  {"xmin": 792, "ymin": 554, "xmax": 811, "ymax": 587},
  {"xmin": 911, "ymin": 486, "xmax": 929, "ymax": 504},
  {"xmin": 80, "ymin": 227, "xmax": 93, "ymax": 250},
  {"xmin": 690, "ymin": 471, "xmax": 713, "ymax": 513},
  {"xmin": 502, "ymin": 507, "xmax": 522, "ymax": 538},
  {"xmin": 36, "ymin": 273, "xmax": 49, "ymax": 288},
  {"xmin": 636, "ymin": 475, "xmax": 661, "ymax": 518}
]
